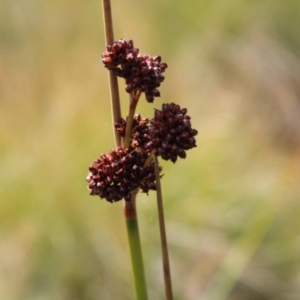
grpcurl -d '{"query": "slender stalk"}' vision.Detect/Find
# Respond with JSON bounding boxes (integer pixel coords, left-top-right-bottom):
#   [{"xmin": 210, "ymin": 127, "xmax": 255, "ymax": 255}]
[
  {"xmin": 154, "ymin": 156, "xmax": 173, "ymax": 300},
  {"xmin": 102, "ymin": 0, "xmax": 122, "ymax": 147},
  {"xmin": 124, "ymin": 91, "xmax": 141, "ymax": 148},
  {"xmin": 102, "ymin": 2, "xmax": 148, "ymax": 300},
  {"xmin": 124, "ymin": 190, "xmax": 148, "ymax": 300}
]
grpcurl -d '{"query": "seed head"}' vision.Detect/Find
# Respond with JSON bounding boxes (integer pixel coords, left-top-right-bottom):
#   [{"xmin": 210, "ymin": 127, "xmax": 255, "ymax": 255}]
[
  {"xmin": 115, "ymin": 114, "xmax": 151, "ymax": 152},
  {"xmin": 148, "ymin": 103, "xmax": 198, "ymax": 163},
  {"xmin": 102, "ymin": 39, "xmax": 167, "ymax": 102},
  {"xmin": 86, "ymin": 147, "xmax": 161, "ymax": 202}
]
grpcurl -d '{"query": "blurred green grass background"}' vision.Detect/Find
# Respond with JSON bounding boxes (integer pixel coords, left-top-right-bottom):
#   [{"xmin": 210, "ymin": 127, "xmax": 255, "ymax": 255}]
[{"xmin": 1, "ymin": 0, "xmax": 300, "ymax": 299}]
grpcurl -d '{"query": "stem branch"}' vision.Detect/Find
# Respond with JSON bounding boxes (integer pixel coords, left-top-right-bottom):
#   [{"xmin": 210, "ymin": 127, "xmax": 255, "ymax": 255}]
[
  {"xmin": 154, "ymin": 156, "xmax": 173, "ymax": 300},
  {"xmin": 124, "ymin": 91, "xmax": 141, "ymax": 148}
]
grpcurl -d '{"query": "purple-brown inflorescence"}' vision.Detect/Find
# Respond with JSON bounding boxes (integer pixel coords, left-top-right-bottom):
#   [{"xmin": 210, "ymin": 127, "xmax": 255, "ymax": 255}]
[
  {"xmin": 102, "ymin": 39, "xmax": 138, "ymax": 70},
  {"xmin": 115, "ymin": 114, "xmax": 151, "ymax": 152},
  {"xmin": 102, "ymin": 39, "xmax": 167, "ymax": 102},
  {"xmin": 86, "ymin": 147, "xmax": 161, "ymax": 203},
  {"xmin": 147, "ymin": 103, "xmax": 198, "ymax": 163},
  {"xmin": 88, "ymin": 40, "xmax": 198, "ymax": 203}
]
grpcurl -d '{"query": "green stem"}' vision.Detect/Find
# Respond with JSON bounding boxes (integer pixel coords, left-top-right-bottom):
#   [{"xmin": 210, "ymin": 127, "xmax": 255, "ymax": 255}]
[
  {"xmin": 102, "ymin": 2, "xmax": 147, "ymax": 299},
  {"xmin": 124, "ymin": 192, "xmax": 148, "ymax": 300}
]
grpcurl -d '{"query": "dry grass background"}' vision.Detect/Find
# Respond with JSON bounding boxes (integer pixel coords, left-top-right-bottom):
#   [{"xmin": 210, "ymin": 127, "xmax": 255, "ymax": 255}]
[{"xmin": 1, "ymin": 0, "xmax": 300, "ymax": 299}]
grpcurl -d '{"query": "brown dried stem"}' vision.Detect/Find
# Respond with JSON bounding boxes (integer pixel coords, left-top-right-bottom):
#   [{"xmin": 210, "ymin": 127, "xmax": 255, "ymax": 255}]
[
  {"xmin": 102, "ymin": 0, "xmax": 122, "ymax": 147},
  {"xmin": 124, "ymin": 91, "xmax": 141, "ymax": 148},
  {"xmin": 154, "ymin": 155, "xmax": 173, "ymax": 300}
]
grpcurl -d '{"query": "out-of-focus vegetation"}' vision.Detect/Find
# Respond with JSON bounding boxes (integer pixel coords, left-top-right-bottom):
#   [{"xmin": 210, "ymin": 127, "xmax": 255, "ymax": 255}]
[{"xmin": 1, "ymin": 0, "xmax": 300, "ymax": 299}]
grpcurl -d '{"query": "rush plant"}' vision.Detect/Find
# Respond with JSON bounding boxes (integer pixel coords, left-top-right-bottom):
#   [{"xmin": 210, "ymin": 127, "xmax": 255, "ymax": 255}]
[{"xmin": 86, "ymin": 2, "xmax": 197, "ymax": 300}]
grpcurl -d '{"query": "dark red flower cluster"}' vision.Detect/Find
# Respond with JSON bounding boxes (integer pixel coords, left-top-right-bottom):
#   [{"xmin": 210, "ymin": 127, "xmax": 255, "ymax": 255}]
[
  {"xmin": 147, "ymin": 103, "xmax": 198, "ymax": 163},
  {"xmin": 86, "ymin": 147, "xmax": 161, "ymax": 203},
  {"xmin": 102, "ymin": 39, "xmax": 167, "ymax": 102},
  {"xmin": 115, "ymin": 103, "xmax": 198, "ymax": 163},
  {"xmin": 115, "ymin": 114, "xmax": 151, "ymax": 152},
  {"xmin": 87, "ymin": 39, "xmax": 198, "ymax": 203},
  {"xmin": 102, "ymin": 39, "xmax": 138, "ymax": 70}
]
